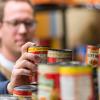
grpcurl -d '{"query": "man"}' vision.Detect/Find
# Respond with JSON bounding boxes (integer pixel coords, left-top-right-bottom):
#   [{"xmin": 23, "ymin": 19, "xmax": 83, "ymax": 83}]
[{"xmin": 0, "ymin": 0, "xmax": 40, "ymax": 94}]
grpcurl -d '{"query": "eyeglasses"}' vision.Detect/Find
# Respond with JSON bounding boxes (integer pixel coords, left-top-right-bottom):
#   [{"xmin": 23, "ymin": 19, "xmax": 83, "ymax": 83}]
[{"xmin": 3, "ymin": 20, "xmax": 37, "ymax": 30}]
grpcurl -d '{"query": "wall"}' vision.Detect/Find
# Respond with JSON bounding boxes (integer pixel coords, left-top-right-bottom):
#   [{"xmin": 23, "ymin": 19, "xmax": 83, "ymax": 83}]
[{"xmin": 66, "ymin": 8, "xmax": 100, "ymax": 49}]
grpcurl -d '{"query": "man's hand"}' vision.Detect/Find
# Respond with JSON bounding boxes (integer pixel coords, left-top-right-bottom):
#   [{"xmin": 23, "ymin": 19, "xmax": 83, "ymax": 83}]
[{"xmin": 7, "ymin": 42, "xmax": 41, "ymax": 94}]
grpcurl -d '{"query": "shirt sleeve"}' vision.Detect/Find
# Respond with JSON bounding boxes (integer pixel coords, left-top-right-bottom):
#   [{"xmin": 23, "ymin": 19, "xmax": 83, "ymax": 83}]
[{"xmin": 0, "ymin": 80, "xmax": 9, "ymax": 94}]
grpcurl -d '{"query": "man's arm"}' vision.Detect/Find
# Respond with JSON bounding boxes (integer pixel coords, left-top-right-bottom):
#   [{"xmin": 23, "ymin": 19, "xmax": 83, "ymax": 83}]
[{"xmin": 0, "ymin": 81, "xmax": 9, "ymax": 94}]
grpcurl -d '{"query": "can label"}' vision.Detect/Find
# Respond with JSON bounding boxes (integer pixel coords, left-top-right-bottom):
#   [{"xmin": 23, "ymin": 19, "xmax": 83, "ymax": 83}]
[
  {"xmin": 86, "ymin": 45, "xmax": 99, "ymax": 67},
  {"xmin": 59, "ymin": 66, "xmax": 94, "ymax": 100},
  {"xmin": 38, "ymin": 63, "xmax": 60, "ymax": 100},
  {"xmin": 47, "ymin": 49, "xmax": 72, "ymax": 63},
  {"xmin": 28, "ymin": 46, "xmax": 48, "ymax": 63}
]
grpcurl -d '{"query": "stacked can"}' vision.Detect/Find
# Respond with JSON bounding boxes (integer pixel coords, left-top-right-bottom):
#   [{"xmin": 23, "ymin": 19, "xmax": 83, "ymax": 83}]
[
  {"xmin": 59, "ymin": 64, "xmax": 94, "ymax": 100},
  {"xmin": 28, "ymin": 46, "xmax": 48, "ymax": 83},
  {"xmin": 85, "ymin": 45, "xmax": 99, "ymax": 100},
  {"xmin": 47, "ymin": 49, "xmax": 72, "ymax": 64},
  {"xmin": 38, "ymin": 63, "xmax": 60, "ymax": 100},
  {"xmin": 13, "ymin": 85, "xmax": 37, "ymax": 100}
]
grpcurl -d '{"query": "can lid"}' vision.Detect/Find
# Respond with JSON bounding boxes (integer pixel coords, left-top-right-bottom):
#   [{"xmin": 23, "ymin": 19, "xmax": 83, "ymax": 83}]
[
  {"xmin": 13, "ymin": 85, "xmax": 37, "ymax": 96},
  {"xmin": 14, "ymin": 85, "xmax": 37, "ymax": 91},
  {"xmin": 58, "ymin": 61, "xmax": 83, "ymax": 66},
  {"xmin": 48, "ymin": 49, "xmax": 66, "ymax": 52}
]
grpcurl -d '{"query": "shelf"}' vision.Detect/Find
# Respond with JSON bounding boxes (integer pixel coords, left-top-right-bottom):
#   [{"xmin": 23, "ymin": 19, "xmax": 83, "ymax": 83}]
[{"xmin": 34, "ymin": 4, "xmax": 67, "ymax": 11}]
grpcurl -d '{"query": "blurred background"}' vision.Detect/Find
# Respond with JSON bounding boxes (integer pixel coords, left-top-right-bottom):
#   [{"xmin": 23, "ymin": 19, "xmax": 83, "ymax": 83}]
[{"xmin": 31, "ymin": 0, "xmax": 100, "ymax": 62}]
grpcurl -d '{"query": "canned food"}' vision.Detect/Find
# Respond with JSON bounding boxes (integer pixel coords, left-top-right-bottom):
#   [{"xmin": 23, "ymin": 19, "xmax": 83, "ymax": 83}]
[
  {"xmin": 59, "ymin": 64, "xmax": 94, "ymax": 100},
  {"xmin": 13, "ymin": 85, "xmax": 37, "ymax": 100},
  {"xmin": 28, "ymin": 46, "xmax": 48, "ymax": 83},
  {"xmin": 85, "ymin": 45, "xmax": 99, "ymax": 67},
  {"xmin": 28, "ymin": 46, "xmax": 48, "ymax": 63},
  {"xmin": 47, "ymin": 49, "xmax": 72, "ymax": 64},
  {"xmin": 38, "ymin": 63, "xmax": 60, "ymax": 100},
  {"xmin": 59, "ymin": 61, "xmax": 82, "ymax": 66}
]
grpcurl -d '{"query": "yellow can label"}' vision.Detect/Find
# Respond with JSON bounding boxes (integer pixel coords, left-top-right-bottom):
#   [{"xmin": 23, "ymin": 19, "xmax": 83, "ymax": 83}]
[
  {"xmin": 28, "ymin": 46, "xmax": 48, "ymax": 52},
  {"xmin": 59, "ymin": 66, "xmax": 92, "ymax": 75}
]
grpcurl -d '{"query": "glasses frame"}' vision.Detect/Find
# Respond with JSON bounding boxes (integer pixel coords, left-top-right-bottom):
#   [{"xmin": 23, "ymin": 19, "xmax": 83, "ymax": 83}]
[{"xmin": 3, "ymin": 19, "xmax": 37, "ymax": 31}]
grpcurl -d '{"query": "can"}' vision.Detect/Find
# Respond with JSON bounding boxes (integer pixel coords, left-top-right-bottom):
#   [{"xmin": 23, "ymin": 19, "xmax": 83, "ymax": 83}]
[
  {"xmin": 28, "ymin": 46, "xmax": 48, "ymax": 63},
  {"xmin": 59, "ymin": 64, "xmax": 94, "ymax": 100},
  {"xmin": 38, "ymin": 63, "xmax": 60, "ymax": 100},
  {"xmin": 28, "ymin": 46, "xmax": 48, "ymax": 83},
  {"xmin": 13, "ymin": 85, "xmax": 37, "ymax": 100},
  {"xmin": 47, "ymin": 49, "xmax": 72, "ymax": 64},
  {"xmin": 85, "ymin": 45, "xmax": 99, "ymax": 67}
]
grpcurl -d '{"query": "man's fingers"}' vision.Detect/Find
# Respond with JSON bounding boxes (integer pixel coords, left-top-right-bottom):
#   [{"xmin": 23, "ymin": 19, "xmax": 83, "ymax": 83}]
[
  {"xmin": 17, "ymin": 52, "xmax": 41, "ymax": 64},
  {"xmin": 14, "ymin": 60, "xmax": 37, "ymax": 71},
  {"xmin": 12, "ymin": 68, "xmax": 35, "ymax": 76},
  {"xmin": 21, "ymin": 42, "xmax": 36, "ymax": 54}
]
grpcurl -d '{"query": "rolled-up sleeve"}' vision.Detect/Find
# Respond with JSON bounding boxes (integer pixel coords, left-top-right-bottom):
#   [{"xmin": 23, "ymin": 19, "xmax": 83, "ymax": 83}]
[{"xmin": 0, "ymin": 81, "xmax": 9, "ymax": 94}]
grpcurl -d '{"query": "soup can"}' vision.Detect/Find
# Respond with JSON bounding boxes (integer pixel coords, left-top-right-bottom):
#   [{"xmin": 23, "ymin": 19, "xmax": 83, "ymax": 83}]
[
  {"xmin": 85, "ymin": 45, "xmax": 99, "ymax": 67},
  {"xmin": 28, "ymin": 46, "xmax": 48, "ymax": 63},
  {"xmin": 28, "ymin": 46, "xmax": 48, "ymax": 83},
  {"xmin": 13, "ymin": 85, "xmax": 37, "ymax": 100},
  {"xmin": 59, "ymin": 64, "xmax": 94, "ymax": 100},
  {"xmin": 47, "ymin": 49, "xmax": 72, "ymax": 64},
  {"xmin": 38, "ymin": 63, "xmax": 60, "ymax": 100}
]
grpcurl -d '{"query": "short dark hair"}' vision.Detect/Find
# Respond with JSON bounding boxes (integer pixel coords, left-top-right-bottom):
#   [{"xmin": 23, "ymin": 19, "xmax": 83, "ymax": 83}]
[{"xmin": 0, "ymin": 0, "xmax": 34, "ymax": 22}]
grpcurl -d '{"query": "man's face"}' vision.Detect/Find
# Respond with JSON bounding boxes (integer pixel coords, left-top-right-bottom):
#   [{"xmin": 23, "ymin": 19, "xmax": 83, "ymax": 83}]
[{"xmin": 0, "ymin": 1, "xmax": 36, "ymax": 54}]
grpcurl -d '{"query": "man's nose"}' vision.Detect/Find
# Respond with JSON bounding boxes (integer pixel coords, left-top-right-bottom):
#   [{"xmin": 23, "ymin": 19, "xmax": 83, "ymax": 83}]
[{"xmin": 17, "ymin": 24, "xmax": 27, "ymax": 34}]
